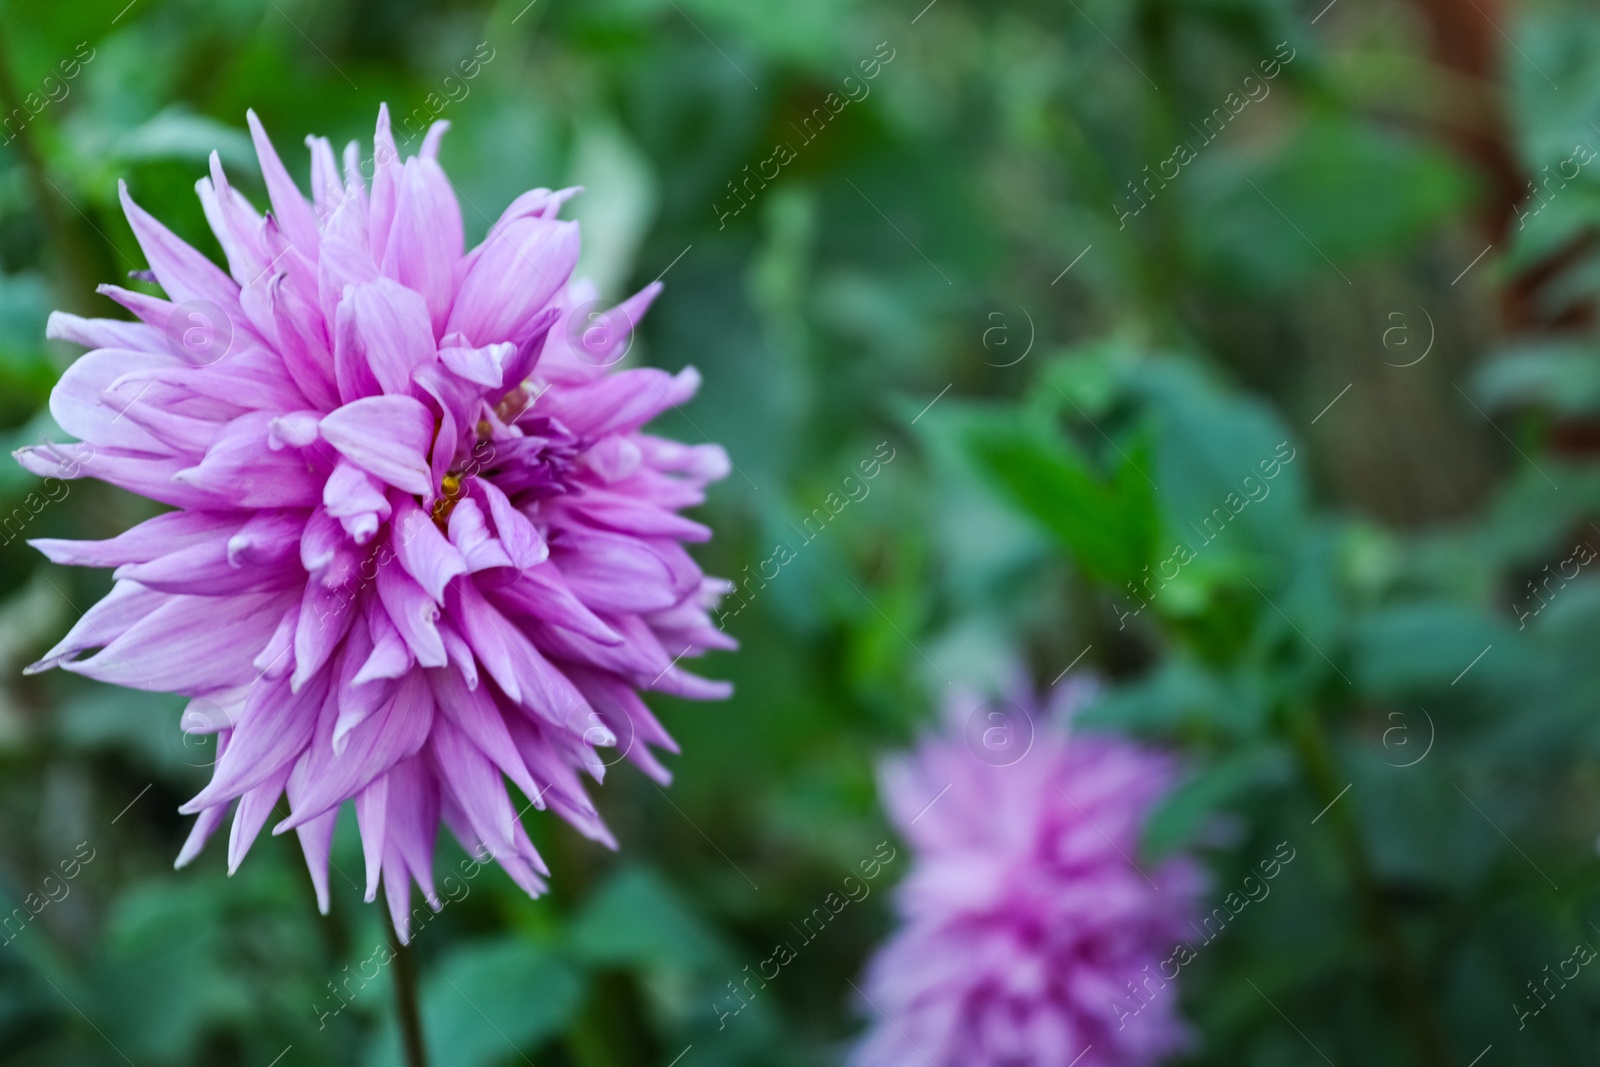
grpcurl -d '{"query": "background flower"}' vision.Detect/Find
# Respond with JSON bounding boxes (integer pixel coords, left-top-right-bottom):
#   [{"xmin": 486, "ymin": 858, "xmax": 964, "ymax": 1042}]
[{"xmin": 852, "ymin": 681, "xmax": 1202, "ymax": 1067}]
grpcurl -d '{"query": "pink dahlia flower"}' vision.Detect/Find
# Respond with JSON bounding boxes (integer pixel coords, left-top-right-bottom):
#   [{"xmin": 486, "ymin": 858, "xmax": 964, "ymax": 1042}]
[
  {"xmin": 852, "ymin": 682, "xmax": 1202, "ymax": 1067},
  {"xmin": 17, "ymin": 107, "xmax": 733, "ymax": 937}
]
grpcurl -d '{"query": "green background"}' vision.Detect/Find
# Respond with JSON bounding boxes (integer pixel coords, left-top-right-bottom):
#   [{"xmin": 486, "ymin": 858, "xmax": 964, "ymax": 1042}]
[{"xmin": 1, "ymin": 0, "xmax": 1599, "ymax": 1063}]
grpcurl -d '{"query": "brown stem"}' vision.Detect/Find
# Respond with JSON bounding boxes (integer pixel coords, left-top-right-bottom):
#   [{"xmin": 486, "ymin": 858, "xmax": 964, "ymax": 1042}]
[
  {"xmin": 386, "ymin": 923, "xmax": 430, "ymax": 1067},
  {"xmin": 1290, "ymin": 705, "xmax": 1450, "ymax": 1067}
]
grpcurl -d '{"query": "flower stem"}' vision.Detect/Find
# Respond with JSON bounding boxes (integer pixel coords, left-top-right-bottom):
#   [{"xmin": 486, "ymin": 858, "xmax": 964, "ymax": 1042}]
[
  {"xmin": 0, "ymin": 22, "xmax": 102, "ymax": 309},
  {"xmin": 386, "ymin": 923, "xmax": 429, "ymax": 1067},
  {"xmin": 1289, "ymin": 704, "xmax": 1449, "ymax": 1067}
]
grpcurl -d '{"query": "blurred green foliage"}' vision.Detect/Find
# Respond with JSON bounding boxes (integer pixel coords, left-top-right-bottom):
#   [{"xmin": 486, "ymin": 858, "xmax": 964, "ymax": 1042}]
[{"xmin": 3, "ymin": 0, "xmax": 1600, "ymax": 1065}]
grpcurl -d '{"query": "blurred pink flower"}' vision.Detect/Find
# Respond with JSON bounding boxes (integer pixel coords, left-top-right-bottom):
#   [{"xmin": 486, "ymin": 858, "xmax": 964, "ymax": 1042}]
[
  {"xmin": 852, "ymin": 682, "xmax": 1201, "ymax": 1067},
  {"xmin": 17, "ymin": 107, "xmax": 733, "ymax": 938}
]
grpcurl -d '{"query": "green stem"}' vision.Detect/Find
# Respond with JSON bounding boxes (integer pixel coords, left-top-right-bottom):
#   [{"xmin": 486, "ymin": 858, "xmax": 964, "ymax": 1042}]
[
  {"xmin": 386, "ymin": 923, "xmax": 429, "ymax": 1067},
  {"xmin": 1289, "ymin": 704, "xmax": 1450, "ymax": 1067},
  {"xmin": 0, "ymin": 21, "xmax": 102, "ymax": 307}
]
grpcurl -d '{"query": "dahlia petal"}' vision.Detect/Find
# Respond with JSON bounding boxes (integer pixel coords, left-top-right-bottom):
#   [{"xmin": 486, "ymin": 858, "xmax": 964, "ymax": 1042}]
[
  {"xmin": 551, "ymin": 280, "xmax": 661, "ymax": 374},
  {"xmin": 356, "ymin": 776, "xmax": 388, "ymax": 902},
  {"xmin": 324, "ymin": 460, "xmax": 392, "ymax": 544},
  {"xmin": 354, "ymin": 598, "xmax": 414, "ymax": 686},
  {"xmin": 478, "ymin": 480, "xmax": 548, "ymax": 568},
  {"xmin": 554, "ymin": 487, "xmax": 712, "ymax": 542},
  {"xmin": 174, "ymin": 411, "xmax": 325, "ymax": 507},
  {"xmin": 98, "ymin": 338, "xmax": 311, "ymax": 414},
  {"xmin": 268, "ymin": 272, "xmax": 340, "ymax": 411},
  {"xmin": 28, "ymin": 581, "xmax": 161, "ymax": 675},
  {"xmin": 118, "ymin": 180, "xmax": 244, "ymax": 313},
  {"xmin": 293, "ymin": 580, "xmax": 356, "ymax": 691},
  {"xmin": 369, "ymin": 104, "xmax": 402, "ymax": 264},
  {"xmin": 438, "ymin": 340, "xmax": 511, "ymax": 388},
  {"xmin": 430, "ymin": 714, "xmax": 518, "ymax": 856},
  {"xmin": 550, "ymin": 526, "xmax": 686, "ymax": 614},
  {"xmin": 429, "ymin": 668, "xmax": 543, "ymax": 806},
  {"xmin": 300, "ymin": 506, "xmax": 356, "ymax": 587},
  {"xmin": 335, "ymin": 278, "xmax": 434, "ymax": 399},
  {"xmin": 317, "ymin": 236, "xmax": 379, "ymax": 330},
  {"xmin": 535, "ymin": 366, "xmax": 701, "ymax": 438},
  {"xmin": 579, "ymin": 435, "xmax": 641, "ymax": 483},
  {"xmin": 450, "ymin": 579, "xmax": 591, "ymax": 716},
  {"xmin": 254, "ymin": 604, "xmax": 297, "ymax": 678},
  {"xmin": 63, "ymin": 589, "xmax": 295, "ymax": 693},
  {"xmin": 418, "ymin": 120, "xmax": 449, "ymax": 160},
  {"xmin": 292, "ymin": 808, "xmax": 339, "ymax": 915},
  {"xmin": 15, "ymin": 444, "xmax": 197, "ymax": 508},
  {"xmin": 384, "ymin": 756, "xmax": 441, "ymax": 907},
  {"xmin": 246, "ymin": 109, "xmax": 322, "ymax": 259},
  {"xmin": 268, "ymin": 410, "xmax": 321, "ymax": 450},
  {"xmin": 319, "ymin": 395, "xmax": 434, "ymax": 496},
  {"xmin": 382, "ymin": 156, "xmax": 463, "ymax": 335},
  {"xmin": 496, "ymin": 306, "xmax": 561, "ymax": 388},
  {"xmin": 46, "ymin": 310, "xmax": 162, "ymax": 351},
  {"xmin": 51, "ymin": 347, "xmax": 187, "ymax": 454},
  {"xmin": 438, "ymin": 617, "xmax": 480, "ymax": 689},
  {"xmin": 111, "ymin": 391, "xmax": 224, "ymax": 456},
  {"xmin": 445, "ymin": 216, "xmax": 580, "ymax": 347},
  {"xmin": 491, "ymin": 568, "xmax": 623, "ymax": 646},
  {"xmin": 445, "ymin": 499, "xmax": 514, "ymax": 572},
  {"xmin": 276, "ymin": 670, "xmax": 431, "ymax": 831},
  {"xmin": 175, "ymin": 798, "xmax": 230, "ymax": 869},
  {"xmin": 392, "ymin": 495, "xmax": 468, "ymax": 603},
  {"xmin": 382, "ymin": 844, "xmax": 416, "ymax": 943},
  {"xmin": 227, "ymin": 763, "xmax": 292, "ymax": 874},
  {"xmin": 197, "ymin": 156, "xmax": 270, "ymax": 289},
  {"xmin": 116, "ymin": 536, "xmax": 297, "ymax": 596},
  {"xmin": 461, "ymin": 188, "xmax": 580, "ymax": 280},
  {"xmin": 306, "ymin": 135, "xmax": 342, "ymax": 216},
  {"xmin": 376, "ymin": 562, "xmax": 448, "ymax": 667},
  {"xmin": 180, "ymin": 670, "xmax": 325, "ymax": 814},
  {"xmin": 30, "ymin": 510, "xmax": 236, "ymax": 568}
]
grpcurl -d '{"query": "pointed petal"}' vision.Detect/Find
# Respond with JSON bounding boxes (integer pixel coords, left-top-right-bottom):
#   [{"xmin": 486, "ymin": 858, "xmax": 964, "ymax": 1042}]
[
  {"xmin": 445, "ymin": 217, "xmax": 579, "ymax": 346},
  {"xmin": 246, "ymin": 109, "xmax": 321, "ymax": 259}
]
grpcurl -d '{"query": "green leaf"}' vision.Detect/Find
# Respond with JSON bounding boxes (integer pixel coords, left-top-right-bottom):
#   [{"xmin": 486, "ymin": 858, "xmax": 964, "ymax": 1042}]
[
  {"xmin": 1142, "ymin": 746, "xmax": 1291, "ymax": 859},
  {"xmin": 1350, "ymin": 604, "xmax": 1510, "ymax": 695},
  {"xmin": 569, "ymin": 865, "xmax": 730, "ymax": 974},
  {"xmin": 368, "ymin": 940, "xmax": 584, "ymax": 1067},
  {"xmin": 1474, "ymin": 340, "xmax": 1600, "ymax": 417},
  {"xmin": 1185, "ymin": 118, "xmax": 1476, "ymax": 290},
  {"xmin": 962, "ymin": 411, "xmax": 1157, "ymax": 586}
]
